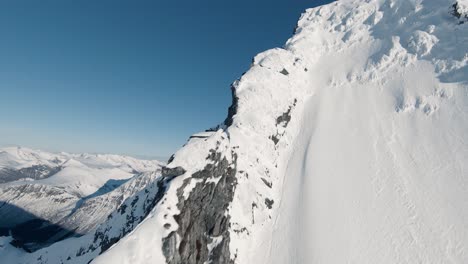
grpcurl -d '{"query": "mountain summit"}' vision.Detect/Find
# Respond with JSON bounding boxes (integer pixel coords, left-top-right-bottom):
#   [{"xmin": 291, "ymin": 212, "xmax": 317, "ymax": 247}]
[{"xmin": 1, "ymin": 0, "xmax": 467, "ymax": 263}]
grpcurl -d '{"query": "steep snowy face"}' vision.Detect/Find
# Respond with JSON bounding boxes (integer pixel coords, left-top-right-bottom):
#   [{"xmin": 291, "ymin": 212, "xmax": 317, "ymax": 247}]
[
  {"xmin": 233, "ymin": 1, "xmax": 468, "ymax": 263},
  {"xmin": 93, "ymin": 0, "xmax": 467, "ymax": 263}
]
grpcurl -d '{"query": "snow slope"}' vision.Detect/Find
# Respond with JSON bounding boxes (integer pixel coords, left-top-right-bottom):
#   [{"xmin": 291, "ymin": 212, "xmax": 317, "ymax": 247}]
[
  {"xmin": 3, "ymin": 0, "xmax": 468, "ymax": 263},
  {"xmin": 0, "ymin": 169, "xmax": 171, "ymax": 264},
  {"xmin": 0, "ymin": 147, "xmax": 163, "ymax": 251},
  {"xmin": 0, "ymin": 147, "xmax": 162, "ymax": 196},
  {"xmin": 93, "ymin": 0, "xmax": 467, "ymax": 263}
]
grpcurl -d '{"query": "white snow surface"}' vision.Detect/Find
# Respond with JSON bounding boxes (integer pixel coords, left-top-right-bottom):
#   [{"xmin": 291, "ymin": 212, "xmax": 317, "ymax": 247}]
[
  {"xmin": 457, "ymin": 0, "xmax": 468, "ymax": 15},
  {"xmin": 94, "ymin": 0, "xmax": 468, "ymax": 263},
  {"xmin": 0, "ymin": 146, "xmax": 162, "ymax": 196},
  {"xmin": 6, "ymin": 0, "xmax": 468, "ymax": 263},
  {"xmin": 0, "ymin": 146, "xmax": 163, "ymax": 234}
]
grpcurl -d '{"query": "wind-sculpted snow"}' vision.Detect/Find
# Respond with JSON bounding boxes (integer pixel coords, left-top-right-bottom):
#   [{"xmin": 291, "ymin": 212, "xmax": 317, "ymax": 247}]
[{"xmin": 3, "ymin": 0, "xmax": 468, "ymax": 263}]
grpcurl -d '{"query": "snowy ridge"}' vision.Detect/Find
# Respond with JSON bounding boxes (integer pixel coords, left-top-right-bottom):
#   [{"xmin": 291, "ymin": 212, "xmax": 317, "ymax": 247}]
[
  {"xmin": 0, "ymin": 147, "xmax": 161, "ymax": 180},
  {"xmin": 0, "ymin": 147, "xmax": 163, "ymax": 253},
  {"xmin": 0, "ymin": 146, "xmax": 162, "ymax": 196},
  {"xmin": 94, "ymin": 0, "xmax": 467, "ymax": 263},
  {"xmin": 2, "ymin": 0, "xmax": 468, "ymax": 263},
  {"xmin": 0, "ymin": 169, "xmax": 173, "ymax": 264}
]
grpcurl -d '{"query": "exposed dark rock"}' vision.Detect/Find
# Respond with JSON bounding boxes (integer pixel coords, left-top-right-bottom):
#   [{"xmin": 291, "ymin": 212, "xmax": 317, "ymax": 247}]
[
  {"xmin": 205, "ymin": 124, "xmax": 223, "ymax": 132},
  {"xmin": 162, "ymin": 167, "xmax": 187, "ymax": 179},
  {"xmin": 224, "ymin": 83, "xmax": 240, "ymax": 127},
  {"xmin": 265, "ymin": 199, "xmax": 274, "ymax": 209},
  {"xmin": 117, "ymin": 204, "xmax": 127, "ymax": 215},
  {"xmin": 280, "ymin": 68, "xmax": 289, "ymax": 75},
  {"xmin": 293, "ymin": 24, "xmax": 299, "ymax": 34},
  {"xmin": 167, "ymin": 155, "xmax": 175, "ymax": 164},
  {"xmin": 261, "ymin": 178, "xmax": 272, "ymax": 188},
  {"xmin": 94, "ymin": 167, "xmax": 185, "ymax": 255},
  {"xmin": 270, "ymin": 99, "xmax": 297, "ymax": 145},
  {"xmin": 451, "ymin": 2, "xmax": 468, "ymax": 23},
  {"xmin": 131, "ymin": 196, "xmax": 139, "ymax": 207},
  {"xmin": 232, "ymin": 227, "xmax": 248, "ymax": 235},
  {"xmin": 0, "ymin": 165, "xmax": 61, "ymax": 184},
  {"xmin": 270, "ymin": 135, "xmax": 280, "ymax": 145},
  {"xmin": 99, "ymin": 237, "xmax": 119, "ymax": 253},
  {"xmin": 452, "ymin": 3, "xmax": 462, "ymax": 18},
  {"xmin": 276, "ymin": 99, "xmax": 296, "ymax": 126},
  {"xmin": 190, "ymin": 135, "xmax": 210, "ymax": 139},
  {"xmin": 251, "ymin": 202, "xmax": 257, "ymax": 224},
  {"xmin": 162, "ymin": 149, "xmax": 237, "ymax": 264}
]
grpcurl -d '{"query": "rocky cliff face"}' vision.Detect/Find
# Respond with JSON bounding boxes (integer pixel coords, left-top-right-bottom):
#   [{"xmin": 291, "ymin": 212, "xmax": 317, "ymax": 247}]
[
  {"xmin": 163, "ymin": 148, "xmax": 237, "ymax": 264},
  {"xmin": 0, "ymin": 165, "xmax": 61, "ymax": 183}
]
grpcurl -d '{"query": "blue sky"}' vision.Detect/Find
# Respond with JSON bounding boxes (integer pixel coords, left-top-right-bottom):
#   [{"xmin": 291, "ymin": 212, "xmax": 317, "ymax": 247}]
[{"xmin": 0, "ymin": 0, "xmax": 332, "ymax": 160}]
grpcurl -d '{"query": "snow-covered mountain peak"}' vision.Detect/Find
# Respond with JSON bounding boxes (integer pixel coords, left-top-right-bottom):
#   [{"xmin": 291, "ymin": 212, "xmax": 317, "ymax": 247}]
[
  {"xmin": 0, "ymin": 146, "xmax": 64, "ymax": 168},
  {"xmin": 95, "ymin": 1, "xmax": 467, "ymax": 263},
  {"xmin": 2, "ymin": 0, "xmax": 467, "ymax": 263},
  {"xmin": 0, "ymin": 146, "xmax": 162, "ymax": 182}
]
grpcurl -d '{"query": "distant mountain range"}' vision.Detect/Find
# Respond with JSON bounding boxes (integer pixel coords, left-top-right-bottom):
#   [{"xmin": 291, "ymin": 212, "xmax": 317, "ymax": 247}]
[{"xmin": 0, "ymin": 146, "xmax": 162, "ymax": 251}]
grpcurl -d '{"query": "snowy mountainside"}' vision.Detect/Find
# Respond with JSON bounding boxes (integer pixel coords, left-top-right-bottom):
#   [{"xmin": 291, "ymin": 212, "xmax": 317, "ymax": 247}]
[
  {"xmin": 0, "ymin": 168, "xmax": 182, "ymax": 264},
  {"xmin": 0, "ymin": 146, "xmax": 163, "ymax": 251},
  {"xmin": 94, "ymin": 0, "xmax": 468, "ymax": 263},
  {"xmin": 0, "ymin": 146, "xmax": 161, "ymax": 193},
  {"xmin": 2, "ymin": 0, "xmax": 468, "ymax": 263}
]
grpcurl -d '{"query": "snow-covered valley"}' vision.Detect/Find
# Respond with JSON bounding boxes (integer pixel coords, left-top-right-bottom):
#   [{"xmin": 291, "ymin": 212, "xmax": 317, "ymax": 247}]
[
  {"xmin": 0, "ymin": 146, "xmax": 163, "ymax": 252},
  {"xmin": 1, "ymin": 0, "xmax": 467, "ymax": 263}
]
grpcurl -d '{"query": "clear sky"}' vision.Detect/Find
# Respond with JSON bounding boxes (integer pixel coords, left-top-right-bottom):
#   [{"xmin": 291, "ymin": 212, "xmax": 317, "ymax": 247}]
[{"xmin": 0, "ymin": 0, "xmax": 333, "ymax": 160}]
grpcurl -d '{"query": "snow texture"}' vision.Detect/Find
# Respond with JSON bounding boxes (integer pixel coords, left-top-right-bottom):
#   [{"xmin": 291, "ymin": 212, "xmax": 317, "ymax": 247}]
[
  {"xmin": 95, "ymin": 0, "xmax": 467, "ymax": 263},
  {"xmin": 3, "ymin": 0, "xmax": 468, "ymax": 263},
  {"xmin": 0, "ymin": 147, "xmax": 163, "ymax": 253}
]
